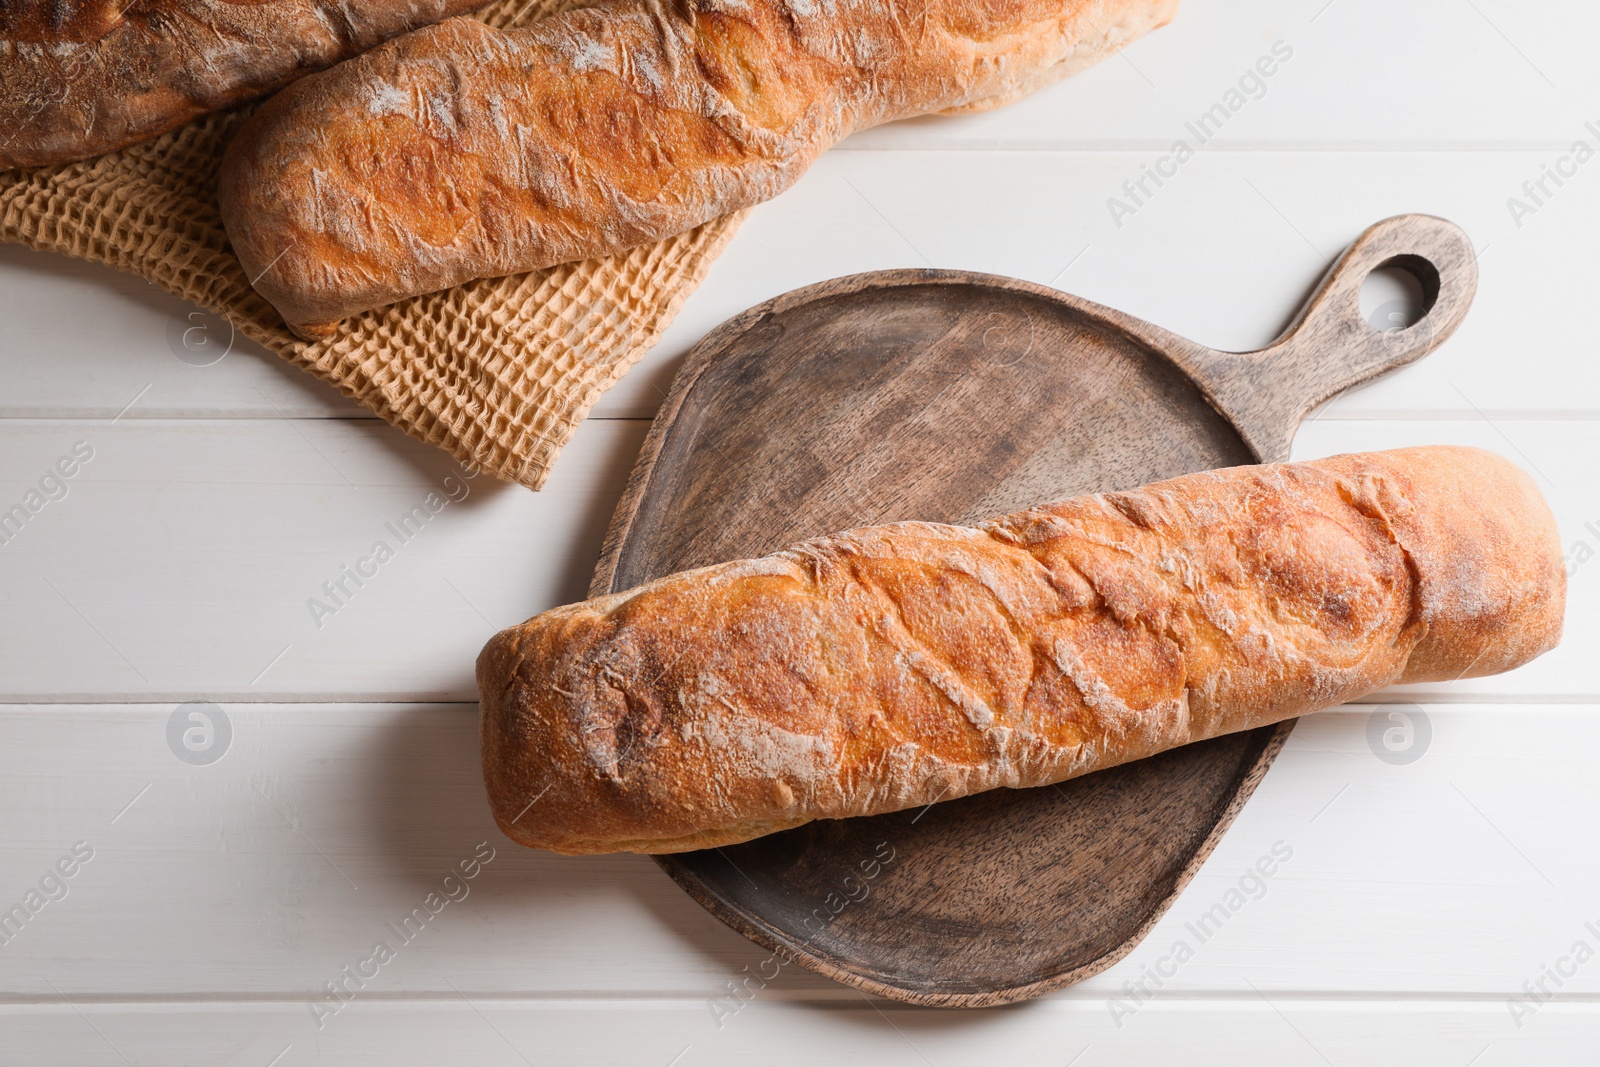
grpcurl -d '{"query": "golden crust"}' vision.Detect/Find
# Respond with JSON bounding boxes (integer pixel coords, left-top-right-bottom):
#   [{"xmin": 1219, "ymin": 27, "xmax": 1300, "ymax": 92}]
[
  {"xmin": 217, "ymin": 0, "xmax": 1181, "ymax": 334},
  {"xmin": 477, "ymin": 447, "xmax": 1565, "ymax": 855},
  {"xmin": 0, "ymin": 0, "xmax": 489, "ymax": 170}
]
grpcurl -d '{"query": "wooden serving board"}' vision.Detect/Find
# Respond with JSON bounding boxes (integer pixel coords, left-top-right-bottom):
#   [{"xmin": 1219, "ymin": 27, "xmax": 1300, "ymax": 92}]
[{"xmin": 590, "ymin": 214, "xmax": 1478, "ymax": 1007}]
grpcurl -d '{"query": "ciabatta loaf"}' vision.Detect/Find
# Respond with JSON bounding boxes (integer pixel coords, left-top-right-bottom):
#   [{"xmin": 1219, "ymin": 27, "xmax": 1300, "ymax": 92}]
[
  {"xmin": 218, "ymin": 0, "xmax": 1181, "ymax": 336},
  {"xmin": 0, "ymin": 0, "xmax": 488, "ymax": 170},
  {"xmin": 478, "ymin": 447, "xmax": 1564, "ymax": 855}
]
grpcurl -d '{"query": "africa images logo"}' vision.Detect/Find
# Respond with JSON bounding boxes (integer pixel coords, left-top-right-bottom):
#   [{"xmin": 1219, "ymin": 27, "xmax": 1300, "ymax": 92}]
[
  {"xmin": 1106, "ymin": 40, "xmax": 1295, "ymax": 228},
  {"xmin": 1366, "ymin": 705, "xmax": 1431, "ymax": 766},
  {"xmin": 166, "ymin": 703, "xmax": 232, "ymax": 766}
]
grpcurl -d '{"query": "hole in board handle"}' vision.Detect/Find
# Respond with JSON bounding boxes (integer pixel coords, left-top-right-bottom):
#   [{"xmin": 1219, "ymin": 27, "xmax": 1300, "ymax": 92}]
[{"xmin": 1360, "ymin": 255, "xmax": 1442, "ymax": 334}]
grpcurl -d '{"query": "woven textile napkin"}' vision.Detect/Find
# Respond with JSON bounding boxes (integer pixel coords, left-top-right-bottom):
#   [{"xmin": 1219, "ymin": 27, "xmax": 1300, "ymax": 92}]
[{"xmin": 0, "ymin": 0, "xmax": 744, "ymax": 490}]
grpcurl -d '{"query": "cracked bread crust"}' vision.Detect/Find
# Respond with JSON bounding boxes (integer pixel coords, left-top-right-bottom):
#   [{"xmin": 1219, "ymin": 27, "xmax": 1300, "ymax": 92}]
[
  {"xmin": 217, "ymin": 0, "xmax": 1181, "ymax": 335},
  {"xmin": 0, "ymin": 0, "xmax": 489, "ymax": 169},
  {"xmin": 477, "ymin": 446, "xmax": 1565, "ymax": 854}
]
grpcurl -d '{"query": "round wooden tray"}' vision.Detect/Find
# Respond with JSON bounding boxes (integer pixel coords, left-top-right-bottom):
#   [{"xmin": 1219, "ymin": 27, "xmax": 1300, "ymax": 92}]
[{"xmin": 591, "ymin": 214, "xmax": 1478, "ymax": 1006}]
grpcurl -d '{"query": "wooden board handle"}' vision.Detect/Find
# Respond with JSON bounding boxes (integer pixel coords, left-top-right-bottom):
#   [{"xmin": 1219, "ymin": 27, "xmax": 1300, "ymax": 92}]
[{"xmin": 1185, "ymin": 213, "xmax": 1478, "ymax": 462}]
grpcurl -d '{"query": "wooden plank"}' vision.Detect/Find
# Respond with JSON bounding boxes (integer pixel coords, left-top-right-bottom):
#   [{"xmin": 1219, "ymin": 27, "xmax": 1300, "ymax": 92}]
[
  {"xmin": 0, "ymin": 416, "xmax": 1592, "ymax": 701},
  {"xmin": 847, "ymin": 0, "xmax": 1599, "ymax": 151},
  {"xmin": 2, "ymin": 998, "xmax": 1596, "ymax": 1067},
  {"xmin": 0, "ymin": 245, "xmax": 362, "ymax": 421},
  {"xmin": 0, "ymin": 704, "xmax": 1596, "ymax": 1000},
  {"xmin": 640, "ymin": 148, "xmax": 1600, "ymax": 424},
  {"xmin": 4, "ymin": 147, "xmax": 1596, "ymax": 422},
  {"xmin": 0, "ymin": 418, "xmax": 647, "ymax": 701}
]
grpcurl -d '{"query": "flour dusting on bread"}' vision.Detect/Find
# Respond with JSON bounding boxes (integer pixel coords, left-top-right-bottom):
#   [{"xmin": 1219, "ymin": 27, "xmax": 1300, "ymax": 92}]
[
  {"xmin": 478, "ymin": 446, "xmax": 1566, "ymax": 854},
  {"xmin": 0, "ymin": 0, "xmax": 493, "ymax": 169},
  {"xmin": 219, "ymin": 0, "xmax": 1182, "ymax": 334}
]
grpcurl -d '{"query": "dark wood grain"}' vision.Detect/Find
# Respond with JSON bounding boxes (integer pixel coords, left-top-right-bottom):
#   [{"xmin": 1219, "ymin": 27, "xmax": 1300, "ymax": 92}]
[{"xmin": 591, "ymin": 214, "xmax": 1478, "ymax": 1007}]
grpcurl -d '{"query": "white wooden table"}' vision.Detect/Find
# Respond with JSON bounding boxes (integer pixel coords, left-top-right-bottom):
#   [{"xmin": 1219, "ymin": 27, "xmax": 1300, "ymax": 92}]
[{"xmin": 3, "ymin": 1, "xmax": 1597, "ymax": 1061}]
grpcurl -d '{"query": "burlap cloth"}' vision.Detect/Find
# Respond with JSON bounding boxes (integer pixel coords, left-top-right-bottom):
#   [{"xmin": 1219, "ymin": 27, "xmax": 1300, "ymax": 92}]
[{"xmin": 0, "ymin": 0, "xmax": 744, "ymax": 490}]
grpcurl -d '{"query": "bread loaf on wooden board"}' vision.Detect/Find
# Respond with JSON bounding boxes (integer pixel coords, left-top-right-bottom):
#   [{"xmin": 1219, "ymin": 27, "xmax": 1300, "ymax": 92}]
[
  {"xmin": 477, "ymin": 446, "xmax": 1565, "ymax": 855},
  {"xmin": 0, "ymin": 0, "xmax": 489, "ymax": 170},
  {"xmin": 218, "ymin": 0, "xmax": 1180, "ymax": 337}
]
